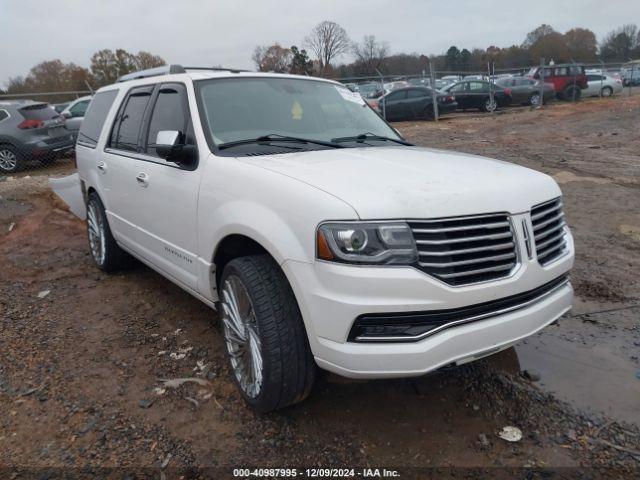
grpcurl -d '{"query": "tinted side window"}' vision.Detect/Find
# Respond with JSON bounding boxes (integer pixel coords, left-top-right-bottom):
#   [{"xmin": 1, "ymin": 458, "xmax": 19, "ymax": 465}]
[
  {"xmin": 77, "ymin": 90, "xmax": 118, "ymax": 148},
  {"xmin": 145, "ymin": 84, "xmax": 190, "ymax": 157},
  {"xmin": 0, "ymin": 110, "xmax": 8, "ymax": 122},
  {"xmin": 110, "ymin": 87, "xmax": 152, "ymax": 152},
  {"xmin": 407, "ymin": 89, "xmax": 427, "ymax": 98}
]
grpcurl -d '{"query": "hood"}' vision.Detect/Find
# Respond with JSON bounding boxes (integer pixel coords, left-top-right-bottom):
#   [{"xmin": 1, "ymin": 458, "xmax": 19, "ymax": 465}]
[{"xmin": 239, "ymin": 146, "xmax": 561, "ymax": 220}]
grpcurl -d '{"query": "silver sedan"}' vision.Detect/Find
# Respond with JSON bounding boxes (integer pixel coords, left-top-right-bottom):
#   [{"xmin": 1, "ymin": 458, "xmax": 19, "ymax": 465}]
[{"xmin": 582, "ymin": 74, "xmax": 623, "ymax": 97}]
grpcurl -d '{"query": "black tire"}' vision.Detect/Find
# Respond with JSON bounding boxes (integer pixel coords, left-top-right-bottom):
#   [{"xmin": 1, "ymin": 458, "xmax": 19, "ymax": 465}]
[
  {"xmin": 601, "ymin": 86, "xmax": 613, "ymax": 97},
  {"xmin": 564, "ymin": 85, "xmax": 581, "ymax": 101},
  {"xmin": 220, "ymin": 255, "xmax": 315, "ymax": 412},
  {"xmin": 528, "ymin": 92, "xmax": 542, "ymax": 106},
  {"xmin": 482, "ymin": 96, "xmax": 498, "ymax": 112},
  {"xmin": 86, "ymin": 192, "xmax": 133, "ymax": 272},
  {"xmin": 0, "ymin": 144, "xmax": 21, "ymax": 174}
]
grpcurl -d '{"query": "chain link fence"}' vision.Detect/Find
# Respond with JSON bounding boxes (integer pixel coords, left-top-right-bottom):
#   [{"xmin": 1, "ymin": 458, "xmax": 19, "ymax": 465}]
[{"xmin": 0, "ymin": 61, "xmax": 638, "ymax": 176}]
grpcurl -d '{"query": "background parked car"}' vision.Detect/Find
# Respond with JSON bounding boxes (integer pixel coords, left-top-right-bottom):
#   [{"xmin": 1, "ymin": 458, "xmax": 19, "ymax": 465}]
[
  {"xmin": 582, "ymin": 74, "xmax": 623, "ymax": 97},
  {"xmin": 495, "ymin": 77, "xmax": 555, "ymax": 105},
  {"xmin": 369, "ymin": 87, "xmax": 457, "ymax": 121},
  {"xmin": 53, "ymin": 102, "xmax": 70, "ymax": 114},
  {"xmin": 60, "ymin": 95, "xmax": 92, "ymax": 140},
  {"xmin": 620, "ymin": 64, "xmax": 640, "ymax": 86},
  {"xmin": 526, "ymin": 64, "xmax": 587, "ymax": 100},
  {"xmin": 442, "ymin": 80, "xmax": 512, "ymax": 111},
  {"xmin": 357, "ymin": 82, "xmax": 385, "ymax": 99},
  {"xmin": 0, "ymin": 100, "xmax": 74, "ymax": 173}
]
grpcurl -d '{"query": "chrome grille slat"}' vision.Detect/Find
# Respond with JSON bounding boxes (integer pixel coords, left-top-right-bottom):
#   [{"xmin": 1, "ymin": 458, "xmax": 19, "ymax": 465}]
[
  {"xmin": 531, "ymin": 201, "xmax": 563, "ymax": 221},
  {"xmin": 531, "ymin": 197, "xmax": 568, "ymax": 266},
  {"xmin": 437, "ymin": 262, "xmax": 515, "ymax": 279},
  {"xmin": 417, "ymin": 241, "xmax": 515, "ymax": 256},
  {"xmin": 411, "ymin": 220, "xmax": 510, "ymax": 233},
  {"xmin": 409, "ymin": 213, "xmax": 518, "ymax": 286},
  {"xmin": 415, "ymin": 231, "xmax": 512, "ymax": 245},
  {"xmin": 419, "ymin": 252, "xmax": 516, "ymax": 268}
]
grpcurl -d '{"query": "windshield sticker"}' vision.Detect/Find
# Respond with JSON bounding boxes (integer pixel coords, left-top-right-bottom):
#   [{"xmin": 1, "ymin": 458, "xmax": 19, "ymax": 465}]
[
  {"xmin": 335, "ymin": 86, "xmax": 365, "ymax": 105},
  {"xmin": 291, "ymin": 101, "xmax": 303, "ymax": 120}
]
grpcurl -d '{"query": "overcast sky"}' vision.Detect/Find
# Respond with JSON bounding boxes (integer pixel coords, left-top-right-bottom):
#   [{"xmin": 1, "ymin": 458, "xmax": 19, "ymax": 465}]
[{"xmin": 1, "ymin": 0, "xmax": 638, "ymax": 87}]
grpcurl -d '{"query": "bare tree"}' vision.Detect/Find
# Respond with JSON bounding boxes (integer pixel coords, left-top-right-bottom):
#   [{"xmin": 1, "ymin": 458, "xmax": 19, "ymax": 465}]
[
  {"xmin": 304, "ymin": 21, "xmax": 350, "ymax": 72},
  {"xmin": 252, "ymin": 44, "xmax": 292, "ymax": 72},
  {"xmin": 352, "ymin": 35, "xmax": 388, "ymax": 74}
]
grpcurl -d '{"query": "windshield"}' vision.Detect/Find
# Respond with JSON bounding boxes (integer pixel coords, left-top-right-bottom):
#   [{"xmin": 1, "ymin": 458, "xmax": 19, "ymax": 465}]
[{"xmin": 197, "ymin": 77, "xmax": 401, "ymax": 150}]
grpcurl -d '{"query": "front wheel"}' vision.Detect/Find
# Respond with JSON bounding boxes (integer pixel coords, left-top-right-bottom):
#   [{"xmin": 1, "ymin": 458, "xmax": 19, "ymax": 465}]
[
  {"xmin": 220, "ymin": 255, "xmax": 315, "ymax": 412},
  {"xmin": 564, "ymin": 85, "xmax": 581, "ymax": 101},
  {"xmin": 86, "ymin": 192, "xmax": 132, "ymax": 272},
  {"xmin": 482, "ymin": 97, "xmax": 498, "ymax": 112},
  {"xmin": 529, "ymin": 92, "xmax": 542, "ymax": 106}
]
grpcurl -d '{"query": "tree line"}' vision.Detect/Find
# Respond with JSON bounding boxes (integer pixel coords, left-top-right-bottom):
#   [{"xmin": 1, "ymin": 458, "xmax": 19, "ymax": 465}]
[
  {"xmin": 254, "ymin": 21, "xmax": 640, "ymax": 78},
  {"xmin": 2, "ymin": 49, "xmax": 166, "ymax": 97},
  {"xmin": 2, "ymin": 21, "xmax": 639, "ymax": 98}
]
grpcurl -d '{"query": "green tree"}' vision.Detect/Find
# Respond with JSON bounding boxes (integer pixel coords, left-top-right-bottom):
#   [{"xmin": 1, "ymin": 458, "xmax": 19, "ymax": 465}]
[
  {"xmin": 445, "ymin": 46, "xmax": 461, "ymax": 71},
  {"xmin": 289, "ymin": 46, "xmax": 313, "ymax": 75}
]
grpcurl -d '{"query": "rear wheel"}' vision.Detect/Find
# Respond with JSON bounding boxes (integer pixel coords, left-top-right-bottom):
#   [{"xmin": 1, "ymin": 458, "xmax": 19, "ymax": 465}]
[
  {"xmin": 564, "ymin": 85, "xmax": 581, "ymax": 101},
  {"xmin": 86, "ymin": 192, "xmax": 133, "ymax": 272},
  {"xmin": 0, "ymin": 145, "xmax": 20, "ymax": 174},
  {"xmin": 220, "ymin": 255, "xmax": 315, "ymax": 412}
]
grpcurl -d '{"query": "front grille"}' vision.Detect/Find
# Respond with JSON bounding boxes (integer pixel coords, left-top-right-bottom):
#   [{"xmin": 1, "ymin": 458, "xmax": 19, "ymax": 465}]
[
  {"xmin": 531, "ymin": 198, "xmax": 567, "ymax": 265},
  {"xmin": 348, "ymin": 273, "xmax": 570, "ymax": 342},
  {"xmin": 408, "ymin": 213, "xmax": 518, "ymax": 286}
]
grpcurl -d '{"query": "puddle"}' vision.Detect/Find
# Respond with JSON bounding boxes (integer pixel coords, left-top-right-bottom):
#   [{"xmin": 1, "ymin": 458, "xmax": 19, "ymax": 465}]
[{"xmin": 516, "ymin": 331, "xmax": 640, "ymax": 425}]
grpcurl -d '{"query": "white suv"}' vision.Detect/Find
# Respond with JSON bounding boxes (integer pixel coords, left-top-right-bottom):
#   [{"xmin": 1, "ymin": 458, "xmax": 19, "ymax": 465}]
[{"xmin": 74, "ymin": 65, "xmax": 574, "ymax": 412}]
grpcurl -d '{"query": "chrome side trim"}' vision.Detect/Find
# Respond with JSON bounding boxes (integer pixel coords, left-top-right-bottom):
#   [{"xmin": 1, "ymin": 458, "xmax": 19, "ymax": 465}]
[{"xmin": 354, "ymin": 278, "xmax": 570, "ymax": 342}]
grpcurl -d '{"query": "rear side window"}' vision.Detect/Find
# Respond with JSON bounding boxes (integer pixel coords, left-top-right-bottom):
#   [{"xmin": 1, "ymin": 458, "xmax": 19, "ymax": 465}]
[
  {"xmin": 19, "ymin": 104, "xmax": 59, "ymax": 121},
  {"xmin": 110, "ymin": 87, "xmax": 153, "ymax": 152},
  {"xmin": 78, "ymin": 90, "xmax": 117, "ymax": 148},
  {"xmin": 0, "ymin": 110, "xmax": 8, "ymax": 122},
  {"xmin": 145, "ymin": 84, "xmax": 190, "ymax": 157}
]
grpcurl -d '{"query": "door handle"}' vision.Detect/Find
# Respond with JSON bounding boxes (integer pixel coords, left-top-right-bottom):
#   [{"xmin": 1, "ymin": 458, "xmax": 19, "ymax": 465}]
[
  {"xmin": 136, "ymin": 172, "xmax": 149, "ymax": 187},
  {"xmin": 97, "ymin": 162, "xmax": 107, "ymax": 173}
]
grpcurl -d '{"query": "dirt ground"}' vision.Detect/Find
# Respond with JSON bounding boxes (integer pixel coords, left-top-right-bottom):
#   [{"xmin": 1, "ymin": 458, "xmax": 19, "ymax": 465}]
[{"xmin": 1, "ymin": 94, "xmax": 639, "ymax": 479}]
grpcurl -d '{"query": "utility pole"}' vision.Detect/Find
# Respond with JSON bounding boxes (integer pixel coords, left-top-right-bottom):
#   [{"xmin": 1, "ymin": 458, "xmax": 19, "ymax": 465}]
[{"xmin": 429, "ymin": 62, "xmax": 439, "ymax": 121}]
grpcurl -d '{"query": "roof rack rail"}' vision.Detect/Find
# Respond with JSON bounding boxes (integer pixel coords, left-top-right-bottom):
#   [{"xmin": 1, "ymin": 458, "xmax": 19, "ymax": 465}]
[
  {"xmin": 116, "ymin": 64, "xmax": 251, "ymax": 83},
  {"xmin": 183, "ymin": 66, "xmax": 249, "ymax": 74},
  {"xmin": 116, "ymin": 64, "xmax": 186, "ymax": 83}
]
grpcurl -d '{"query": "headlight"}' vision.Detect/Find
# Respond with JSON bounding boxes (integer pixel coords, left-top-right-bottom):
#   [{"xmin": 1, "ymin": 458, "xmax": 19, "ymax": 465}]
[{"xmin": 316, "ymin": 222, "xmax": 417, "ymax": 264}]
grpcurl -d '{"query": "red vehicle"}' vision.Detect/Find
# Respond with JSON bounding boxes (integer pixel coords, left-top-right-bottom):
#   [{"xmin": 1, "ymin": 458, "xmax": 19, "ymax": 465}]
[{"xmin": 526, "ymin": 64, "xmax": 587, "ymax": 100}]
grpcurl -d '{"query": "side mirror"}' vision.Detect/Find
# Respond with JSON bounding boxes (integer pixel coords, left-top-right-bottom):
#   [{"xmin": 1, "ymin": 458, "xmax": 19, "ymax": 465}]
[
  {"xmin": 155, "ymin": 130, "xmax": 196, "ymax": 166},
  {"xmin": 62, "ymin": 112, "xmax": 72, "ymax": 119}
]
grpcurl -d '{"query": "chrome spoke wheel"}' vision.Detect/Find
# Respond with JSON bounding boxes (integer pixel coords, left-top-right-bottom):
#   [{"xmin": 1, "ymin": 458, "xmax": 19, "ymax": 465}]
[
  {"xmin": 530, "ymin": 94, "xmax": 541, "ymax": 106},
  {"xmin": 0, "ymin": 149, "xmax": 17, "ymax": 172},
  {"xmin": 87, "ymin": 201, "xmax": 106, "ymax": 265},
  {"xmin": 486, "ymin": 98, "xmax": 497, "ymax": 112},
  {"xmin": 222, "ymin": 275, "xmax": 263, "ymax": 398}
]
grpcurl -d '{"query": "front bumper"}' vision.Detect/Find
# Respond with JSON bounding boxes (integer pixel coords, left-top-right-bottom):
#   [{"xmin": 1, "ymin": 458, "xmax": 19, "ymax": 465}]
[{"xmin": 282, "ymin": 228, "xmax": 573, "ymax": 378}]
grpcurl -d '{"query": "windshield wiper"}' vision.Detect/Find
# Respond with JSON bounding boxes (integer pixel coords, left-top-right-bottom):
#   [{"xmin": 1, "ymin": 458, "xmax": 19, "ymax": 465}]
[
  {"xmin": 331, "ymin": 133, "xmax": 413, "ymax": 146},
  {"xmin": 218, "ymin": 134, "xmax": 345, "ymax": 150}
]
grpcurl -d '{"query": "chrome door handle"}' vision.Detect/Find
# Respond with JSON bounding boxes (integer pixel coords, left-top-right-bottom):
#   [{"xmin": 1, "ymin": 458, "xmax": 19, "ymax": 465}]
[
  {"xmin": 136, "ymin": 172, "xmax": 149, "ymax": 187},
  {"xmin": 97, "ymin": 162, "xmax": 107, "ymax": 173}
]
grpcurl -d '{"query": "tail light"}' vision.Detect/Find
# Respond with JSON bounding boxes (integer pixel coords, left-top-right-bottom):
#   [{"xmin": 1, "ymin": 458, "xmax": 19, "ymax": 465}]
[
  {"xmin": 370, "ymin": 100, "xmax": 379, "ymax": 109},
  {"xmin": 18, "ymin": 119, "xmax": 44, "ymax": 129},
  {"xmin": 504, "ymin": 88, "xmax": 512, "ymax": 96},
  {"xmin": 447, "ymin": 95, "xmax": 455, "ymax": 102}
]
